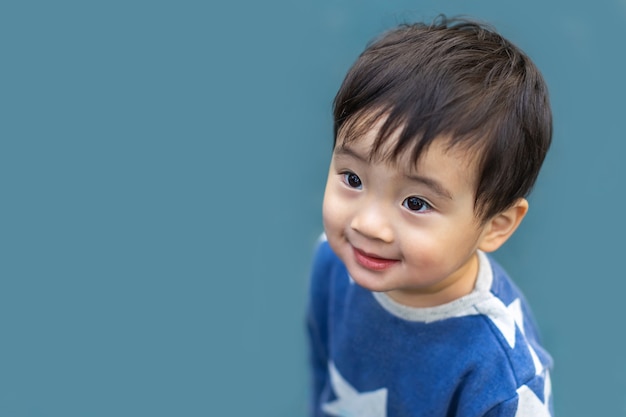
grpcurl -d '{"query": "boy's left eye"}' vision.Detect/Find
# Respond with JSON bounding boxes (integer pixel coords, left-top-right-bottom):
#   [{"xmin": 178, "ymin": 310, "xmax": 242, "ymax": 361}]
[
  {"xmin": 402, "ymin": 196, "xmax": 431, "ymax": 212},
  {"xmin": 341, "ymin": 172, "xmax": 362, "ymax": 189}
]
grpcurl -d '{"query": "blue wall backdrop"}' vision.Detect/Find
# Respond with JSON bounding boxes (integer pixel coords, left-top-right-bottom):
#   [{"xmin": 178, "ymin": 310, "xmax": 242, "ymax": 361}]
[{"xmin": 2, "ymin": 1, "xmax": 625, "ymax": 416}]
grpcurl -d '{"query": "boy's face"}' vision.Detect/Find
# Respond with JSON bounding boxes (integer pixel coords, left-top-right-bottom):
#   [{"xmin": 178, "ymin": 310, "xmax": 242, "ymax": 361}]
[{"xmin": 322, "ymin": 122, "xmax": 492, "ymax": 308}]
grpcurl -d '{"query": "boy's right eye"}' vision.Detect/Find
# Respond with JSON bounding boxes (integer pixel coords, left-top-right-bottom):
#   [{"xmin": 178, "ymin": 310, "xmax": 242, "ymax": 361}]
[{"xmin": 342, "ymin": 172, "xmax": 362, "ymax": 189}]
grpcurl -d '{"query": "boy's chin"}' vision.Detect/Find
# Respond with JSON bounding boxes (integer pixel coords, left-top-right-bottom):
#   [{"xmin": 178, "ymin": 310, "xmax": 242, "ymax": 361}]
[{"xmin": 344, "ymin": 267, "xmax": 394, "ymax": 293}]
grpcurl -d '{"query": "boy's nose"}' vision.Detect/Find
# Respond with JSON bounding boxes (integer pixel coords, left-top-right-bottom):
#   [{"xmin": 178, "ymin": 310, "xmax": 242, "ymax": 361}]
[{"xmin": 350, "ymin": 204, "xmax": 394, "ymax": 243}]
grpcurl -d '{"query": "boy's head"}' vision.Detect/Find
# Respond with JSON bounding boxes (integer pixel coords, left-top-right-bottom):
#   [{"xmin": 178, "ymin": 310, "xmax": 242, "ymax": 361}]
[
  {"xmin": 322, "ymin": 17, "xmax": 552, "ymax": 306},
  {"xmin": 332, "ymin": 16, "xmax": 552, "ymax": 223}
]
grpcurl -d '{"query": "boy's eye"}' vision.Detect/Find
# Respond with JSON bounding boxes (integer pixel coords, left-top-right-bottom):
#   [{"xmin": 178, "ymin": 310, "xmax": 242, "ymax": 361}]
[
  {"xmin": 403, "ymin": 196, "xmax": 431, "ymax": 212},
  {"xmin": 342, "ymin": 172, "xmax": 363, "ymax": 189}
]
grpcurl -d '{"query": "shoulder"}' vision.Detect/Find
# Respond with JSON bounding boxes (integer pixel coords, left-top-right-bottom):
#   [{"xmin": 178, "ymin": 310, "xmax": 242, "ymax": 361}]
[
  {"xmin": 486, "ymin": 254, "xmax": 529, "ymax": 305},
  {"xmin": 309, "ymin": 234, "xmax": 347, "ymax": 286},
  {"xmin": 311, "ymin": 234, "xmax": 336, "ymax": 270},
  {"xmin": 484, "ymin": 254, "xmax": 553, "ymax": 367},
  {"xmin": 448, "ymin": 308, "xmax": 553, "ymax": 416},
  {"xmin": 308, "ymin": 234, "xmax": 350, "ymax": 309},
  {"xmin": 466, "ymin": 254, "xmax": 554, "ymax": 416}
]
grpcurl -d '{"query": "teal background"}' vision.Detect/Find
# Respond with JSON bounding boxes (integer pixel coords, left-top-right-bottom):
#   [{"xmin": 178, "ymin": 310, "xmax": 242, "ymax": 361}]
[{"xmin": 1, "ymin": 0, "xmax": 624, "ymax": 416}]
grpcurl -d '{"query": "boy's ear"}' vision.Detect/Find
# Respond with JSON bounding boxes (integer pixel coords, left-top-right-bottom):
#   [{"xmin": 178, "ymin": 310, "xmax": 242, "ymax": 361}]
[{"xmin": 478, "ymin": 198, "xmax": 529, "ymax": 253}]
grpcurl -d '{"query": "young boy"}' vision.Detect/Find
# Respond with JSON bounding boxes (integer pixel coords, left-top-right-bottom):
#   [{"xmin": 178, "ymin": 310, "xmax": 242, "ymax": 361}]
[{"xmin": 307, "ymin": 17, "xmax": 554, "ymax": 417}]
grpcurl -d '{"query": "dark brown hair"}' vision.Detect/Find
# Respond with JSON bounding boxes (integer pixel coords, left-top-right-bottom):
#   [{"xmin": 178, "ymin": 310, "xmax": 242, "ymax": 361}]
[{"xmin": 333, "ymin": 16, "xmax": 552, "ymax": 222}]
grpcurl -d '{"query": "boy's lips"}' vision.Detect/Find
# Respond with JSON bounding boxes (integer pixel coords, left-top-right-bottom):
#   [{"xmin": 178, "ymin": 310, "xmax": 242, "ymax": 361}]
[{"xmin": 352, "ymin": 247, "xmax": 399, "ymax": 271}]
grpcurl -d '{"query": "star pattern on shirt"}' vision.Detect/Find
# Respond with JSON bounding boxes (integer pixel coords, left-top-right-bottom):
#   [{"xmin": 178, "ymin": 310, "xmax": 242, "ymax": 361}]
[
  {"xmin": 475, "ymin": 297, "xmax": 544, "ymax": 375},
  {"xmin": 475, "ymin": 297, "xmax": 517, "ymax": 347},
  {"xmin": 322, "ymin": 361, "xmax": 388, "ymax": 417},
  {"xmin": 515, "ymin": 372, "xmax": 552, "ymax": 417},
  {"xmin": 507, "ymin": 298, "xmax": 544, "ymax": 375}
]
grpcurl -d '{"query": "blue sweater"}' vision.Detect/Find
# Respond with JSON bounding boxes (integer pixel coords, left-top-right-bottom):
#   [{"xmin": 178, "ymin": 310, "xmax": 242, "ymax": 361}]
[{"xmin": 307, "ymin": 239, "xmax": 553, "ymax": 417}]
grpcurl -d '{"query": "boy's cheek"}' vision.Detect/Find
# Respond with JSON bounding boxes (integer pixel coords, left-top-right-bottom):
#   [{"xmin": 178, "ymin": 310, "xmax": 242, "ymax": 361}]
[
  {"xmin": 322, "ymin": 190, "xmax": 344, "ymax": 235},
  {"xmin": 321, "ymin": 193, "xmax": 336, "ymax": 232}
]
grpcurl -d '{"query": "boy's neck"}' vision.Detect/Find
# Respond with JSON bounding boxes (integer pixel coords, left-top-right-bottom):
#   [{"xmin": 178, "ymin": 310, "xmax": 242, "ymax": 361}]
[{"xmin": 385, "ymin": 252, "xmax": 480, "ymax": 308}]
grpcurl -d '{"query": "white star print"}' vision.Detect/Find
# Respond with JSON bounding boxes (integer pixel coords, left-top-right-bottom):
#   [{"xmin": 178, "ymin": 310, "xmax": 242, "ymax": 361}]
[
  {"xmin": 508, "ymin": 298, "xmax": 524, "ymax": 333},
  {"xmin": 475, "ymin": 297, "xmax": 545, "ymax": 376},
  {"xmin": 515, "ymin": 372, "xmax": 552, "ymax": 417},
  {"xmin": 475, "ymin": 297, "xmax": 518, "ymax": 347},
  {"xmin": 322, "ymin": 361, "xmax": 388, "ymax": 417},
  {"xmin": 507, "ymin": 298, "xmax": 544, "ymax": 375}
]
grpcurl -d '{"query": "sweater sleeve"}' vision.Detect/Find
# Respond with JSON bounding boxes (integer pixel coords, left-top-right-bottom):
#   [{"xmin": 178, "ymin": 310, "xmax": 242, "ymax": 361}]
[
  {"xmin": 306, "ymin": 239, "xmax": 333, "ymax": 416},
  {"xmin": 482, "ymin": 396, "xmax": 519, "ymax": 417},
  {"xmin": 482, "ymin": 379, "xmax": 553, "ymax": 417}
]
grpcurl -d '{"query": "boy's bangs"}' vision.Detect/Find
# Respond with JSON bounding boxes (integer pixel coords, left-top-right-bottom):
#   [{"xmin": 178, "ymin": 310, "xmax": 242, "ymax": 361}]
[
  {"xmin": 337, "ymin": 103, "xmax": 488, "ymax": 171},
  {"xmin": 337, "ymin": 106, "xmax": 434, "ymax": 166}
]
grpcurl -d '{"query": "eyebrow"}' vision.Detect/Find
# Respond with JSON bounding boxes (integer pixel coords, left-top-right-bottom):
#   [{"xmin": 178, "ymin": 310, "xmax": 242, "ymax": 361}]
[
  {"xmin": 334, "ymin": 146, "xmax": 454, "ymax": 200},
  {"xmin": 404, "ymin": 173, "xmax": 453, "ymax": 200},
  {"xmin": 334, "ymin": 146, "xmax": 369, "ymax": 163}
]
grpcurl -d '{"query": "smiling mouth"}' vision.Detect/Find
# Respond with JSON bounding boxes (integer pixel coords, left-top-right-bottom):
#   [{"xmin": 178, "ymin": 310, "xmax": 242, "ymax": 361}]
[{"xmin": 353, "ymin": 247, "xmax": 399, "ymax": 271}]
